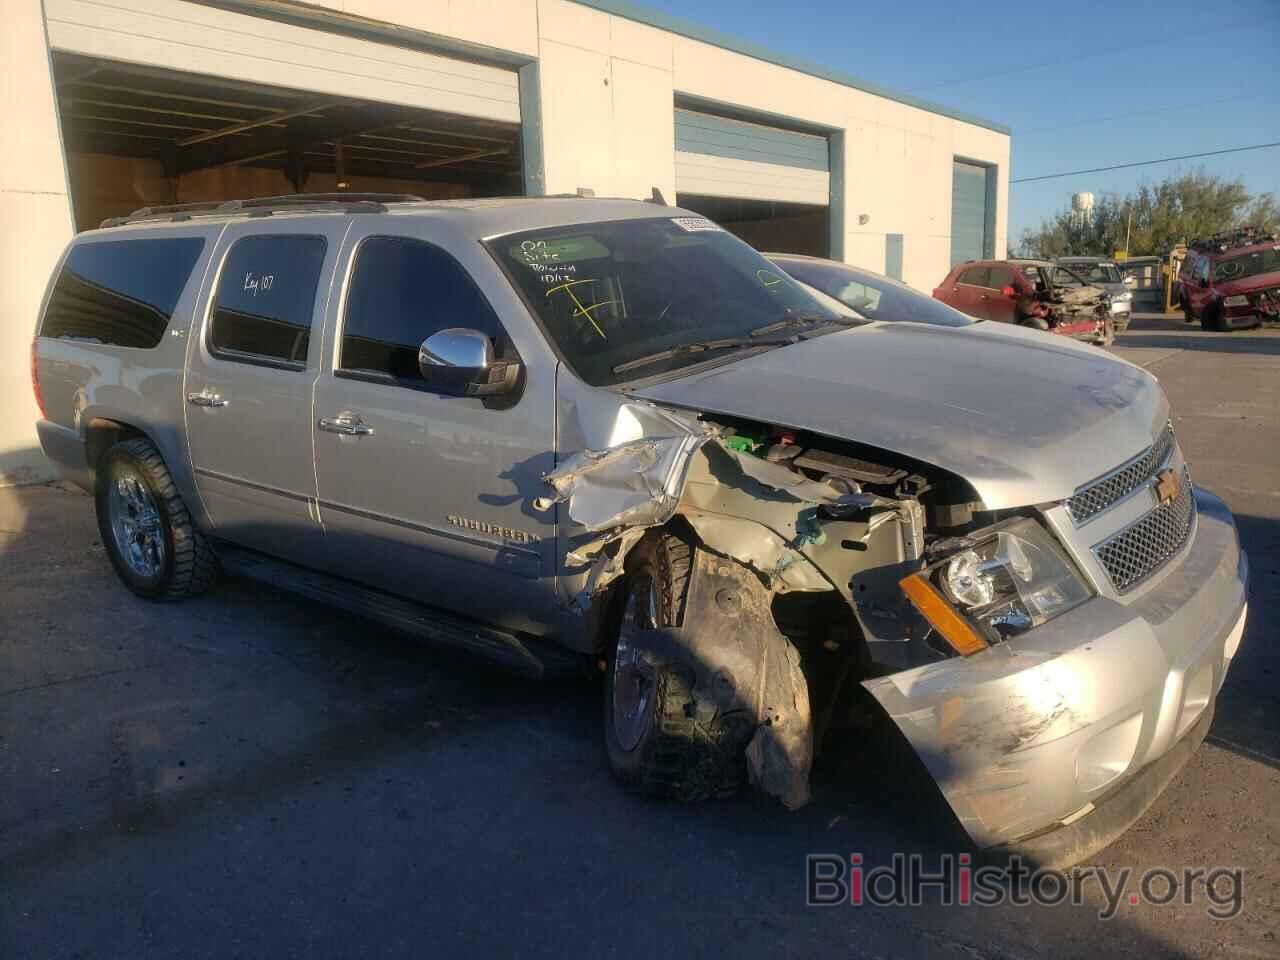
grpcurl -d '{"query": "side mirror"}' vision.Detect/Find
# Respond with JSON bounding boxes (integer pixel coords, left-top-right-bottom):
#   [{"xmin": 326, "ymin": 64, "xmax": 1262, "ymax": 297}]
[
  {"xmin": 418, "ymin": 328, "xmax": 521, "ymax": 398},
  {"xmin": 1000, "ymin": 285, "xmax": 1017, "ymax": 298}
]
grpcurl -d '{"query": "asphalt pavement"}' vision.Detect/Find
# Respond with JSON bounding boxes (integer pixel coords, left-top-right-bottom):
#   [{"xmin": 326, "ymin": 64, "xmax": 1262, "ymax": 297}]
[{"xmin": 1, "ymin": 312, "xmax": 1276, "ymax": 958}]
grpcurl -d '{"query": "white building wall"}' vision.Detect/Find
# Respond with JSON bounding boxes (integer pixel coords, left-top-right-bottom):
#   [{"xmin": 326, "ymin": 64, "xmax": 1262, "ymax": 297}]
[
  {"xmin": 1, "ymin": 0, "xmax": 75, "ymax": 484},
  {"xmin": 2, "ymin": 0, "xmax": 1008, "ymax": 483}
]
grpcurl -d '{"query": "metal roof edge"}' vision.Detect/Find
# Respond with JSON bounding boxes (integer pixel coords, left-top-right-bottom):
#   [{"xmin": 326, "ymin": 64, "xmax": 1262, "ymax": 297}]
[{"xmin": 571, "ymin": 0, "xmax": 1011, "ymax": 136}]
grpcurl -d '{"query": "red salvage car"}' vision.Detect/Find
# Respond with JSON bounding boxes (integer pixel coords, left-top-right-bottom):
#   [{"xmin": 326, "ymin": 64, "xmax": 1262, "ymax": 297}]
[
  {"xmin": 1178, "ymin": 228, "xmax": 1280, "ymax": 331},
  {"xmin": 933, "ymin": 259, "xmax": 1113, "ymax": 345}
]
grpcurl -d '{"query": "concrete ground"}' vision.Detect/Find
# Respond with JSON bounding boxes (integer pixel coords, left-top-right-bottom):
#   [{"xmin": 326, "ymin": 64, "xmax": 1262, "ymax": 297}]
[{"xmin": 2, "ymin": 312, "xmax": 1277, "ymax": 959}]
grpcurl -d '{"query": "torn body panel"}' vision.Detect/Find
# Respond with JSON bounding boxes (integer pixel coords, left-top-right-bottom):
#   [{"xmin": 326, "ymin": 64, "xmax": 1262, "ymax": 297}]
[{"xmin": 863, "ymin": 491, "xmax": 1247, "ymax": 853}]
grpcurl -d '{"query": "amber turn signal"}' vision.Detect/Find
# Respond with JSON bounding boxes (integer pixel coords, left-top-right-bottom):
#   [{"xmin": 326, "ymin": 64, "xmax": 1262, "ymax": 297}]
[{"xmin": 899, "ymin": 572, "xmax": 990, "ymax": 656}]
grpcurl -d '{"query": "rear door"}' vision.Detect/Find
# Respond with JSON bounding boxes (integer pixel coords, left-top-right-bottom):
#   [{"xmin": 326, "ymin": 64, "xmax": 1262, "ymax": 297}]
[
  {"xmin": 310, "ymin": 222, "xmax": 558, "ymax": 632},
  {"xmin": 952, "ymin": 265, "xmax": 991, "ymax": 319},
  {"xmin": 184, "ymin": 218, "xmax": 348, "ymax": 562}
]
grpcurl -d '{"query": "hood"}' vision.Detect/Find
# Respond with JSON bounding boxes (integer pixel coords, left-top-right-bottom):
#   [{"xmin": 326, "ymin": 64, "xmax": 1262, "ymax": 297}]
[
  {"xmin": 1215, "ymin": 269, "xmax": 1280, "ymax": 296},
  {"xmin": 628, "ymin": 320, "xmax": 1168, "ymax": 508}
]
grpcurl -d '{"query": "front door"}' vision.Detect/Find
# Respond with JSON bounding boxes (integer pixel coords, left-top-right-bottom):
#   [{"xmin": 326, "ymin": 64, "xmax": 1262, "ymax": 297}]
[
  {"xmin": 984, "ymin": 265, "xmax": 1018, "ymax": 324},
  {"xmin": 952, "ymin": 265, "xmax": 991, "ymax": 319},
  {"xmin": 311, "ymin": 226, "xmax": 558, "ymax": 633},
  {"xmin": 184, "ymin": 220, "xmax": 348, "ymax": 563}
]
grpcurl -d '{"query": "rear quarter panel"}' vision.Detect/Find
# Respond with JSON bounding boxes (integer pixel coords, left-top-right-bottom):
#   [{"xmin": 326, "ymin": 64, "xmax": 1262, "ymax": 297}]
[{"xmin": 34, "ymin": 223, "xmax": 224, "ymax": 520}]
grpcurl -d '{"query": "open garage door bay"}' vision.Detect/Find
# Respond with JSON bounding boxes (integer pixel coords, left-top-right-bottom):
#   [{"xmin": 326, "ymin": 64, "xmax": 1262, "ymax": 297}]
[
  {"xmin": 673, "ymin": 108, "xmax": 831, "ymax": 257},
  {"xmin": 45, "ymin": 0, "xmax": 526, "ymax": 228}
]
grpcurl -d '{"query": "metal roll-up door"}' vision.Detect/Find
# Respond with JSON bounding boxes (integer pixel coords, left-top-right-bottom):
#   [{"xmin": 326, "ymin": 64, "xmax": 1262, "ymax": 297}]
[
  {"xmin": 951, "ymin": 160, "xmax": 994, "ymax": 266},
  {"xmin": 674, "ymin": 109, "xmax": 829, "ymax": 206},
  {"xmin": 43, "ymin": 0, "xmax": 520, "ymax": 123}
]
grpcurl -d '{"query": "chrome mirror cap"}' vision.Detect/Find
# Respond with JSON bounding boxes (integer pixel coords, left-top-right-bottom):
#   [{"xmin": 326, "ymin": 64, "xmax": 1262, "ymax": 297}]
[{"xmin": 418, "ymin": 328, "xmax": 493, "ymax": 372}]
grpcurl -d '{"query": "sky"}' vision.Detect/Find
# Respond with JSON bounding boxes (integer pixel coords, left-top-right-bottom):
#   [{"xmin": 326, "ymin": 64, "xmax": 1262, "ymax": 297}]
[{"xmin": 634, "ymin": 0, "xmax": 1280, "ymax": 243}]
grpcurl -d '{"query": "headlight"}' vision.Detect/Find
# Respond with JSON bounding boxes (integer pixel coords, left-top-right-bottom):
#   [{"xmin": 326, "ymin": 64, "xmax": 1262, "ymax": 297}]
[
  {"xmin": 1223, "ymin": 295, "xmax": 1250, "ymax": 307},
  {"xmin": 900, "ymin": 518, "xmax": 1093, "ymax": 656}
]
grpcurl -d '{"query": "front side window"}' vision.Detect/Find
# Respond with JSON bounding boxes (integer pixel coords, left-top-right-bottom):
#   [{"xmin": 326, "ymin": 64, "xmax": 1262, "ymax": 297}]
[
  {"xmin": 40, "ymin": 237, "xmax": 205, "ymax": 347},
  {"xmin": 491, "ymin": 217, "xmax": 850, "ymax": 387},
  {"xmin": 339, "ymin": 236, "xmax": 507, "ymax": 385},
  {"xmin": 777, "ymin": 258, "xmax": 974, "ymax": 327},
  {"xmin": 1053, "ymin": 267, "xmax": 1087, "ymax": 288},
  {"xmin": 209, "ymin": 235, "xmax": 327, "ymax": 367},
  {"xmin": 987, "ymin": 266, "xmax": 1014, "ymax": 290}
]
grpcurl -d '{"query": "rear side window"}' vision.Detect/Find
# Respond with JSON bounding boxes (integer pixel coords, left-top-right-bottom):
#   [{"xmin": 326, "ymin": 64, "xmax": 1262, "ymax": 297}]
[
  {"xmin": 958, "ymin": 266, "xmax": 991, "ymax": 287},
  {"xmin": 40, "ymin": 237, "xmax": 205, "ymax": 347},
  {"xmin": 209, "ymin": 235, "xmax": 327, "ymax": 368},
  {"xmin": 339, "ymin": 236, "xmax": 506, "ymax": 385}
]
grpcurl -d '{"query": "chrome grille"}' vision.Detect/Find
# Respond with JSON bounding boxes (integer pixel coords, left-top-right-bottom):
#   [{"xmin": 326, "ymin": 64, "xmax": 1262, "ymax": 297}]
[
  {"xmin": 1066, "ymin": 424, "xmax": 1176, "ymax": 523},
  {"xmin": 1094, "ymin": 467, "xmax": 1196, "ymax": 593}
]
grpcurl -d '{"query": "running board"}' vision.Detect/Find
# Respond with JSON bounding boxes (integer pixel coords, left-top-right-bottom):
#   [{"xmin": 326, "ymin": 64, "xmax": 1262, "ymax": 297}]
[{"xmin": 213, "ymin": 542, "xmax": 578, "ymax": 679}]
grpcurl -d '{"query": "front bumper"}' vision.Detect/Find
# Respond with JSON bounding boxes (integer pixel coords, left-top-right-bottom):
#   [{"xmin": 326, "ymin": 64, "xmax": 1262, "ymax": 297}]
[{"xmin": 864, "ymin": 488, "xmax": 1247, "ymax": 862}]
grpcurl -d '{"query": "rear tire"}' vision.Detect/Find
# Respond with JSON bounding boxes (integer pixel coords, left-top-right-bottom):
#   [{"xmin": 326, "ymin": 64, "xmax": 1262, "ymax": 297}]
[
  {"xmin": 603, "ymin": 530, "xmax": 750, "ymax": 801},
  {"xmin": 1183, "ymin": 301, "xmax": 1195, "ymax": 324},
  {"xmin": 1019, "ymin": 314, "xmax": 1050, "ymax": 331},
  {"xmin": 95, "ymin": 438, "xmax": 216, "ymax": 600}
]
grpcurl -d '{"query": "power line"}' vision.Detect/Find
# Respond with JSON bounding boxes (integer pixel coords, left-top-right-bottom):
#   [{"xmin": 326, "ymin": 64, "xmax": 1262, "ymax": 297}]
[{"xmin": 1010, "ymin": 141, "xmax": 1280, "ymax": 184}]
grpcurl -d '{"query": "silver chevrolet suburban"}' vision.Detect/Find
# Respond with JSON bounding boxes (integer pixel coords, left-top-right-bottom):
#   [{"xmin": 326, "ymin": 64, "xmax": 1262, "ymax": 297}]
[{"xmin": 33, "ymin": 194, "xmax": 1248, "ymax": 866}]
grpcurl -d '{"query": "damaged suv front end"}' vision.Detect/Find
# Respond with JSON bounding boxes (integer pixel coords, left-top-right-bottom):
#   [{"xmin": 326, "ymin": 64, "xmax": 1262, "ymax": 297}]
[{"xmin": 492, "ymin": 212, "xmax": 1247, "ymax": 866}]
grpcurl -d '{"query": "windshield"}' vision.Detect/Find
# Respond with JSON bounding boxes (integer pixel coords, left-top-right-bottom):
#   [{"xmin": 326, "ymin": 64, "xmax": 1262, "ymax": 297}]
[
  {"xmin": 491, "ymin": 217, "xmax": 851, "ymax": 386},
  {"xmin": 773, "ymin": 257, "xmax": 975, "ymax": 327},
  {"xmin": 1061, "ymin": 261, "xmax": 1121, "ymax": 284},
  {"xmin": 1212, "ymin": 246, "xmax": 1280, "ymax": 283}
]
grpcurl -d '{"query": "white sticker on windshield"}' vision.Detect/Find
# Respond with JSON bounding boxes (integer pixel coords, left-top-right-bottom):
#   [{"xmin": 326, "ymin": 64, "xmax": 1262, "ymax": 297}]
[{"xmin": 671, "ymin": 216, "xmax": 721, "ymax": 233}]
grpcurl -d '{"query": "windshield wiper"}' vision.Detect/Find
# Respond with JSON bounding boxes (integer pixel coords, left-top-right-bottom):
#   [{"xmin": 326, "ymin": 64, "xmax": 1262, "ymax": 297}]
[
  {"xmin": 612, "ymin": 336, "xmax": 795, "ymax": 375},
  {"xmin": 749, "ymin": 312, "xmax": 864, "ymax": 337}
]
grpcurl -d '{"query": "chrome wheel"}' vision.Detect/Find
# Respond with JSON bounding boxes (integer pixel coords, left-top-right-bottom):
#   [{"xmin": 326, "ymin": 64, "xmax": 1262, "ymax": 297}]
[
  {"xmin": 612, "ymin": 578, "xmax": 659, "ymax": 752},
  {"xmin": 108, "ymin": 467, "xmax": 165, "ymax": 579}
]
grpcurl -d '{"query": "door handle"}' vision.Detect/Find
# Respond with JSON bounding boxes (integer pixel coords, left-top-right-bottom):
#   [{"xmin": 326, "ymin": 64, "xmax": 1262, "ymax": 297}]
[
  {"xmin": 318, "ymin": 415, "xmax": 374, "ymax": 437},
  {"xmin": 187, "ymin": 390, "xmax": 228, "ymax": 408}
]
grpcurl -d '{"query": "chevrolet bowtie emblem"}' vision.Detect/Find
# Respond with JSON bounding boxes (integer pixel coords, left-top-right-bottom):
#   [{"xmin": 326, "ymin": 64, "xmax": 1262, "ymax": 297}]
[{"xmin": 1154, "ymin": 468, "xmax": 1181, "ymax": 505}]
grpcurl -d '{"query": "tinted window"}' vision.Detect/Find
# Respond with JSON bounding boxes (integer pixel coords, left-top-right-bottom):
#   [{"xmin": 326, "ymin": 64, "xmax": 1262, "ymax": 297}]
[
  {"xmin": 958, "ymin": 266, "xmax": 991, "ymax": 287},
  {"xmin": 775, "ymin": 258, "xmax": 974, "ymax": 327},
  {"xmin": 209, "ymin": 235, "xmax": 327, "ymax": 366},
  {"xmin": 40, "ymin": 238, "xmax": 205, "ymax": 347},
  {"xmin": 340, "ymin": 237, "xmax": 504, "ymax": 383},
  {"xmin": 988, "ymin": 265, "xmax": 1014, "ymax": 289}
]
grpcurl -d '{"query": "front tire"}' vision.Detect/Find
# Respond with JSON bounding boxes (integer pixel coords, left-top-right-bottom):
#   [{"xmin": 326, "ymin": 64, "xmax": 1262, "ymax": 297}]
[
  {"xmin": 603, "ymin": 531, "xmax": 750, "ymax": 801},
  {"xmin": 95, "ymin": 438, "xmax": 216, "ymax": 600},
  {"xmin": 1200, "ymin": 303, "xmax": 1225, "ymax": 332}
]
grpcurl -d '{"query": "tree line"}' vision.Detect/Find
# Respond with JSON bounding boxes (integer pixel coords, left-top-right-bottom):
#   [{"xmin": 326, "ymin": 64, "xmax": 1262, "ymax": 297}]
[{"xmin": 1015, "ymin": 170, "xmax": 1279, "ymax": 259}]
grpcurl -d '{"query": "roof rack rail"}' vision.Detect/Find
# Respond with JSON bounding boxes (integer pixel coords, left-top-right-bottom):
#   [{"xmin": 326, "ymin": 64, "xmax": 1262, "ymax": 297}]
[
  {"xmin": 101, "ymin": 192, "xmax": 426, "ymax": 228},
  {"xmin": 1188, "ymin": 225, "xmax": 1279, "ymax": 254}
]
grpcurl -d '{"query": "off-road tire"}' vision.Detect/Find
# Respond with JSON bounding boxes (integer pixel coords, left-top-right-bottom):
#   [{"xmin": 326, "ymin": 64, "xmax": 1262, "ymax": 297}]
[
  {"xmin": 603, "ymin": 530, "xmax": 749, "ymax": 802},
  {"xmin": 1183, "ymin": 301, "xmax": 1195, "ymax": 324},
  {"xmin": 1019, "ymin": 314, "xmax": 1050, "ymax": 331},
  {"xmin": 1200, "ymin": 303, "xmax": 1225, "ymax": 332},
  {"xmin": 95, "ymin": 438, "xmax": 217, "ymax": 600}
]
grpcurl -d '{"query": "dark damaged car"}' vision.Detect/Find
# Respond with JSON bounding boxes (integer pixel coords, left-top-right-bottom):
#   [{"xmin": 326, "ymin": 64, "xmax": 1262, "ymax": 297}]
[{"xmin": 33, "ymin": 195, "xmax": 1248, "ymax": 867}]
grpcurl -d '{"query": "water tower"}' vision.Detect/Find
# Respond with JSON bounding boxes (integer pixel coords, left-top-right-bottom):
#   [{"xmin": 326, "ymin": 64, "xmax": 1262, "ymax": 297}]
[{"xmin": 1071, "ymin": 191, "xmax": 1095, "ymax": 227}]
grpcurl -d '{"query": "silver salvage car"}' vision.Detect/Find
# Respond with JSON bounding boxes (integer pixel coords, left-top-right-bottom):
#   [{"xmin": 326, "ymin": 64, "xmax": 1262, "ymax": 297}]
[{"xmin": 32, "ymin": 194, "xmax": 1247, "ymax": 866}]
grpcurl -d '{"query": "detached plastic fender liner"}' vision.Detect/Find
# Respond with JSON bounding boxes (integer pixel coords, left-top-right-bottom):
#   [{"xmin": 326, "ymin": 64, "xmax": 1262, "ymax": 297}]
[{"xmin": 637, "ymin": 547, "xmax": 814, "ymax": 809}]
